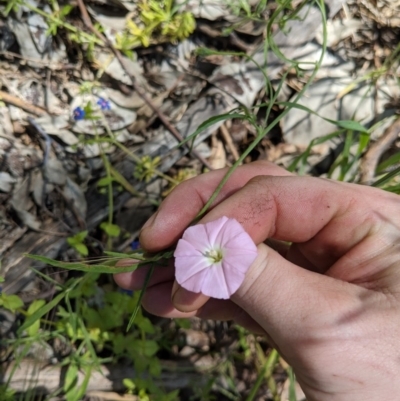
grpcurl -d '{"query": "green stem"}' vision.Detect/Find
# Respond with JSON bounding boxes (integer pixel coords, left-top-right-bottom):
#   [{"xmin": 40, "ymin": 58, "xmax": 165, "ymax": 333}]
[
  {"xmin": 100, "ymin": 115, "xmax": 179, "ymax": 186},
  {"xmin": 24, "ymin": 3, "xmax": 103, "ymax": 45},
  {"xmin": 245, "ymin": 348, "xmax": 279, "ymax": 401},
  {"xmin": 196, "ymin": 0, "xmax": 327, "ymax": 220}
]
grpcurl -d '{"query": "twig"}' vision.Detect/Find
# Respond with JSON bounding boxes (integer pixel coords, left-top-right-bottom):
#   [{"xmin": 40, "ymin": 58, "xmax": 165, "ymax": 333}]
[
  {"xmin": 0, "ymin": 50, "xmax": 78, "ymax": 70},
  {"xmin": 27, "ymin": 116, "xmax": 53, "ymax": 219},
  {"xmin": 0, "ymin": 90, "xmax": 47, "ymax": 116},
  {"xmin": 28, "ymin": 118, "xmax": 78, "ymax": 233},
  {"xmin": 360, "ymin": 117, "xmax": 400, "ymax": 185},
  {"xmin": 27, "ymin": 117, "xmax": 51, "ymax": 167},
  {"xmin": 54, "ymin": 186, "xmax": 87, "ymax": 230},
  {"xmin": 75, "ymin": 0, "xmax": 213, "ymax": 170},
  {"xmin": 220, "ymin": 123, "xmax": 241, "ymax": 162}
]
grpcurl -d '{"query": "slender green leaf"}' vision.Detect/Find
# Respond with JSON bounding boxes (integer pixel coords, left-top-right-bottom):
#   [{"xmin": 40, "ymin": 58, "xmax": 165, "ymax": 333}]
[
  {"xmin": 25, "ymin": 254, "xmax": 140, "ymax": 274},
  {"xmin": 177, "ymin": 112, "xmax": 247, "ymax": 149},
  {"xmin": 127, "ymin": 265, "xmax": 155, "ymax": 331},
  {"xmin": 64, "ymin": 364, "xmax": 78, "ymax": 393},
  {"xmin": 372, "ymin": 166, "xmax": 400, "ymax": 188},
  {"xmin": 277, "ymin": 101, "xmax": 369, "ymax": 133},
  {"xmin": 335, "ymin": 120, "xmax": 369, "ymax": 133},
  {"xmin": 246, "ymin": 348, "xmax": 279, "ymax": 401},
  {"xmin": 27, "ymin": 299, "xmax": 46, "ymax": 337},
  {"xmin": 18, "ymin": 290, "xmax": 67, "ymax": 335},
  {"xmin": 377, "ymin": 151, "xmax": 400, "ymax": 173},
  {"xmin": 103, "ymin": 251, "xmax": 145, "ymax": 259},
  {"xmin": 357, "ymin": 132, "xmax": 370, "ymax": 156},
  {"xmin": 288, "ymin": 367, "xmax": 297, "ymax": 401}
]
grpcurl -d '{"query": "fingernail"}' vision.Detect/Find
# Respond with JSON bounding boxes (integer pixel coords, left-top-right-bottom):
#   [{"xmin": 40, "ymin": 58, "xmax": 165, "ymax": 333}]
[
  {"xmin": 171, "ymin": 282, "xmax": 188, "ymax": 310},
  {"xmin": 171, "ymin": 281, "xmax": 180, "ymax": 302},
  {"xmin": 141, "ymin": 210, "xmax": 158, "ymax": 231}
]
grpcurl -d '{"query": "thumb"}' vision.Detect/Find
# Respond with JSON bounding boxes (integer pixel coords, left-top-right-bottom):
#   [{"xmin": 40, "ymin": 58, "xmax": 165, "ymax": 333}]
[{"xmin": 231, "ymin": 242, "xmax": 365, "ymax": 346}]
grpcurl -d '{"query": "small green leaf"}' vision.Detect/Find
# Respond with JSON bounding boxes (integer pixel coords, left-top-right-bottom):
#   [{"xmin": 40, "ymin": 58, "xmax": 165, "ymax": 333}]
[
  {"xmin": 123, "ymin": 378, "xmax": 136, "ymax": 391},
  {"xmin": 75, "ymin": 230, "xmax": 88, "ymax": 243},
  {"xmin": 143, "ymin": 340, "xmax": 159, "ymax": 357},
  {"xmin": 175, "ymin": 318, "xmax": 191, "ymax": 329},
  {"xmin": 27, "ymin": 299, "xmax": 46, "ymax": 337},
  {"xmin": 100, "ymin": 222, "xmax": 121, "ymax": 237},
  {"xmin": 1, "ymin": 294, "xmax": 24, "ymax": 312},
  {"xmin": 61, "ymin": 4, "xmax": 74, "ymax": 17},
  {"xmin": 137, "ymin": 317, "xmax": 155, "ymax": 334},
  {"xmin": 73, "ymin": 243, "xmax": 89, "ymax": 257},
  {"xmin": 97, "ymin": 177, "xmax": 114, "ymax": 187},
  {"xmin": 64, "ymin": 364, "xmax": 78, "ymax": 393},
  {"xmin": 0, "ymin": 276, "xmax": 4, "ymax": 283}
]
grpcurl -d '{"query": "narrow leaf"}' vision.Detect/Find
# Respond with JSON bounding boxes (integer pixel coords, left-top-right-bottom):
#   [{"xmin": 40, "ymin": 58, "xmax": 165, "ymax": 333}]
[
  {"xmin": 277, "ymin": 101, "xmax": 369, "ymax": 133},
  {"xmin": 18, "ymin": 290, "xmax": 67, "ymax": 335},
  {"xmin": 27, "ymin": 299, "xmax": 46, "ymax": 337},
  {"xmin": 103, "ymin": 251, "xmax": 145, "ymax": 260},
  {"xmin": 126, "ymin": 264, "xmax": 155, "ymax": 331},
  {"xmin": 177, "ymin": 113, "xmax": 247, "ymax": 148},
  {"xmin": 25, "ymin": 254, "xmax": 140, "ymax": 274}
]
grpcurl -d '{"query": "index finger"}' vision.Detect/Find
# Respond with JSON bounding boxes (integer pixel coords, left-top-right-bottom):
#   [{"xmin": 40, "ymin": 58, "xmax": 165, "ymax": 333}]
[
  {"xmin": 141, "ymin": 166, "xmax": 399, "ymax": 262},
  {"xmin": 139, "ymin": 161, "xmax": 292, "ymax": 252}
]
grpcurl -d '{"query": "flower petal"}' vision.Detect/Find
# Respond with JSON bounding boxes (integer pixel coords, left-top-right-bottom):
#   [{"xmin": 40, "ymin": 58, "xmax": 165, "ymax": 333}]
[
  {"xmin": 204, "ymin": 216, "xmax": 229, "ymax": 245},
  {"xmin": 175, "ymin": 254, "xmax": 210, "ymax": 283},
  {"xmin": 181, "ymin": 224, "xmax": 211, "ymax": 252},
  {"xmin": 214, "ymin": 217, "xmax": 247, "ymax": 247},
  {"xmin": 224, "ymin": 251, "xmax": 258, "ymax": 275},
  {"xmin": 201, "ymin": 263, "xmax": 231, "ymax": 299},
  {"xmin": 174, "ymin": 238, "xmax": 203, "ymax": 257}
]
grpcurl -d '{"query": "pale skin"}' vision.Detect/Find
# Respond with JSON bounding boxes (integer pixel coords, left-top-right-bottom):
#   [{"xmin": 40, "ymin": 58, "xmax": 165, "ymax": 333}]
[{"xmin": 114, "ymin": 161, "xmax": 400, "ymax": 401}]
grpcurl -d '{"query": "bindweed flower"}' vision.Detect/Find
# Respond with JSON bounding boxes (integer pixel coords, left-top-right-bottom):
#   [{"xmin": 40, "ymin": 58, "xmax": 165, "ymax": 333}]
[
  {"xmin": 97, "ymin": 97, "xmax": 111, "ymax": 111},
  {"xmin": 174, "ymin": 216, "xmax": 258, "ymax": 299},
  {"xmin": 73, "ymin": 107, "xmax": 85, "ymax": 120}
]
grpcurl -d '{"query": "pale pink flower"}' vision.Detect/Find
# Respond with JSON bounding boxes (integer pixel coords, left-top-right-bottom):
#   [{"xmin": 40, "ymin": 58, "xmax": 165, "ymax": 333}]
[{"xmin": 173, "ymin": 216, "xmax": 258, "ymax": 299}]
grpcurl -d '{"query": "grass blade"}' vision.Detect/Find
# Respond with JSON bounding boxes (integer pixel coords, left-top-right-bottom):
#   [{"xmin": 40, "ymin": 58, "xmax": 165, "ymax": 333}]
[
  {"xmin": 25, "ymin": 254, "xmax": 140, "ymax": 274},
  {"xmin": 126, "ymin": 264, "xmax": 155, "ymax": 331}
]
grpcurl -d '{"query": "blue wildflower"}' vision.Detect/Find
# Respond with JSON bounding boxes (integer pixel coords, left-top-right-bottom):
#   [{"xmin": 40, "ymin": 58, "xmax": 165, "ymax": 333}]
[
  {"xmin": 73, "ymin": 107, "xmax": 85, "ymax": 120},
  {"xmin": 118, "ymin": 288, "xmax": 134, "ymax": 296},
  {"xmin": 97, "ymin": 97, "xmax": 111, "ymax": 111},
  {"xmin": 131, "ymin": 240, "xmax": 141, "ymax": 250}
]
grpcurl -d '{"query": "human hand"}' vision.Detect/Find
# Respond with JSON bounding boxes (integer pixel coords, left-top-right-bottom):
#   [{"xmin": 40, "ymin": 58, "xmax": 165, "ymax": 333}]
[{"xmin": 115, "ymin": 161, "xmax": 400, "ymax": 401}]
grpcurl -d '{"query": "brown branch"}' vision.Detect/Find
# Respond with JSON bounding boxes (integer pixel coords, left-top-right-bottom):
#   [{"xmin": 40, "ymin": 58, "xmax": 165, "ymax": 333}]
[
  {"xmin": 76, "ymin": 0, "xmax": 213, "ymax": 170},
  {"xmin": 220, "ymin": 123, "xmax": 240, "ymax": 162},
  {"xmin": 0, "ymin": 90, "xmax": 47, "ymax": 116},
  {"xmin": 359, "ymin": 117, "xmax": 400, "ymax": 185}
]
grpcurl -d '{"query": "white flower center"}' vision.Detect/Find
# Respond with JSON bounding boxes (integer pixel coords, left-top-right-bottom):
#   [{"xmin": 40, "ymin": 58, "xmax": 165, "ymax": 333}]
[{"xmin": 203, "ymin": 248, "xmax": 223, "ymax": 263}]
